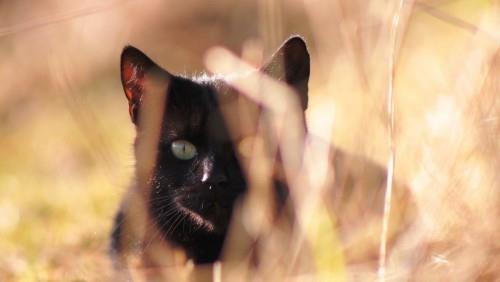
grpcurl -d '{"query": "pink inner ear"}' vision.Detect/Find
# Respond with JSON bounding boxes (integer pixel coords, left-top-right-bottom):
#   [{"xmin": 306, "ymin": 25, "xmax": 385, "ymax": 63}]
[
  {"xmin": 123, "ymin": 64, "xmax": 134, "ymax": 83},
  {"xmin": 122, "ymin": 63, "xmax": 144, "ymax": 103}
]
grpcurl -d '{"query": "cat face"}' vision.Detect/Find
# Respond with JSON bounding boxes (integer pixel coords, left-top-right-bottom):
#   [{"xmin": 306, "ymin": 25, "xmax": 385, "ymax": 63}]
[
  {"xmin": 148, "ymin": 76, "xmax": 246, "ymax": 233},
  {"xmin": 120, "ymin": 36, "xmax": 310, "ymax": 237}
]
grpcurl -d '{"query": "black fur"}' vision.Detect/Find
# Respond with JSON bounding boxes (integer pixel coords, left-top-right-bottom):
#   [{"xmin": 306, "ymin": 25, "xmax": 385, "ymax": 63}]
[{"xmin": 110, "ymin": 36, "xmax": 310, "ymax": 264}]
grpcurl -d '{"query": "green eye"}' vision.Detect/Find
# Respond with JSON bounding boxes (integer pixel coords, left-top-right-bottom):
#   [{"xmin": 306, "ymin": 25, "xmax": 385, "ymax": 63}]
[{"xmin": 171, "ymin": 140, "xmax": 197, "ymax": 160}]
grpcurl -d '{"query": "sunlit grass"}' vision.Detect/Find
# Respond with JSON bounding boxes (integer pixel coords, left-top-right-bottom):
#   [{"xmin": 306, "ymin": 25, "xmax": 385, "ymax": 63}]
[
  {"xmin": 0, "ymin": 0, "xmax": 498, "ymax": 280},
  {"xmin": 0, "ymin": 77, "xmax": 132, "ymax": 280}
]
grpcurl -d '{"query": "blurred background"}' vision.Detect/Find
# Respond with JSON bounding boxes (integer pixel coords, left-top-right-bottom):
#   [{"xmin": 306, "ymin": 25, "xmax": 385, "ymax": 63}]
[{"xmin": 0, "ymin": 0, "xmax": 498, "ymax": 280}]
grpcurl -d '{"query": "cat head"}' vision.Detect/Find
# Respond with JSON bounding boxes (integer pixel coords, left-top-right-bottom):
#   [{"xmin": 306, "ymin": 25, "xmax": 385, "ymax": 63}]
[{"xmin": 120, "ymin": 36, "xmax": 310, "ymax": 236}]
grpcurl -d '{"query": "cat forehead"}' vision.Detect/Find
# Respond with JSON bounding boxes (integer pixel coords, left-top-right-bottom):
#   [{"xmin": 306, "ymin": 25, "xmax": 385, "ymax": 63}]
[
  {"xmin": 159, "ymin": 76, "xmax": 234, "ymax": 140},
  {"xmin": 169, "ymin": 75, "xmax": 240, "ymax": 109}
]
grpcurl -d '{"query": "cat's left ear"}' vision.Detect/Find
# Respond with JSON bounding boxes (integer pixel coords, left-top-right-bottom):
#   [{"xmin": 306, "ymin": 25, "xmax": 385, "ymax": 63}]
[
  {"xmin": 261, "ymin": 36, "xmax": 310, "ymax": 110},
  {"xmin": 120, "ymin": 46, "xmax": 169, "ymax": 123}
]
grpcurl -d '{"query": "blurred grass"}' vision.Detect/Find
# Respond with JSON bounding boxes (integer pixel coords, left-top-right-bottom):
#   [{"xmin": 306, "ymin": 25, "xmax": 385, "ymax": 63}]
[
  {"xmin": 0, "ymin": 75, "xmax": 131, "ymax": 280},
  {"xmin": 0, "ymin": 0, "xmax": 498, "ymax": 280}
]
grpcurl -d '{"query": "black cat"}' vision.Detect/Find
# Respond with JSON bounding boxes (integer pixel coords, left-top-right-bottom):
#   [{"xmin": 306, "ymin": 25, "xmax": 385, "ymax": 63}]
[{"xmin": 110, "ymin": 36, "xmax": 310, "ymax": 268}]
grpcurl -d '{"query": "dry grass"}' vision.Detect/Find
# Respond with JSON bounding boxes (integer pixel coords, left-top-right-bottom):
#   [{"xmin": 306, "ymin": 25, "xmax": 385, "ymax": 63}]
[{"xmin": 0, "ymin": 0, "xmax": 498, "ymax": 281}]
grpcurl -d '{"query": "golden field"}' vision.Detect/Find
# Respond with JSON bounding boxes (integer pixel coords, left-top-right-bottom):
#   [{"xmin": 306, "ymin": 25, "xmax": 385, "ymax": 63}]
[{"xmin": 0, "ymin": 0, "xmax": 498, "ymax": 280}]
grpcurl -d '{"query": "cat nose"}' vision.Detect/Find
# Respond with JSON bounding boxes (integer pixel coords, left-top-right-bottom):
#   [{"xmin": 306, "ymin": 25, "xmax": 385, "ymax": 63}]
[
  {"xmin": 202, "ymin": 172, "xmax": 228, "ymax": 185},
  {"xmin": 201, "ymin": 157, "xmax": 228, "ymax": 185},
  {"xmin": 201, "ymin": 168, "xmax": 228, "ymax": 185}
]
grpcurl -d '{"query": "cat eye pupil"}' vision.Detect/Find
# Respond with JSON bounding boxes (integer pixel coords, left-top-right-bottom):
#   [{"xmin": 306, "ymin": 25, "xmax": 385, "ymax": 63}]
[{"xmin": 171, "ymin": 140, "xmax": 197, "ymax": 160}]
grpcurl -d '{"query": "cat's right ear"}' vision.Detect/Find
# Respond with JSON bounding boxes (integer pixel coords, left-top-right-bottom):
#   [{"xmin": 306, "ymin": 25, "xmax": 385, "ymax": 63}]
[
  {"xmin": 120, "ymin": 46, "xmax": 167, "ymax": 124},
  {"xmin": 261, "ymin": 36, "xmax": 310, "ymax": 110}
]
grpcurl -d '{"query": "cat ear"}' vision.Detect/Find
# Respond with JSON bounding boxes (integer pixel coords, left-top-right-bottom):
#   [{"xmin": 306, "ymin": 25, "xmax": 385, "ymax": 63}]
[
  {"xmin": 120, "ymin": 46, "xmax": 168, "ymax": 123},
  {"xmin": 261, "ymin": 36, "xmax": 310, "ymax": 110}
]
